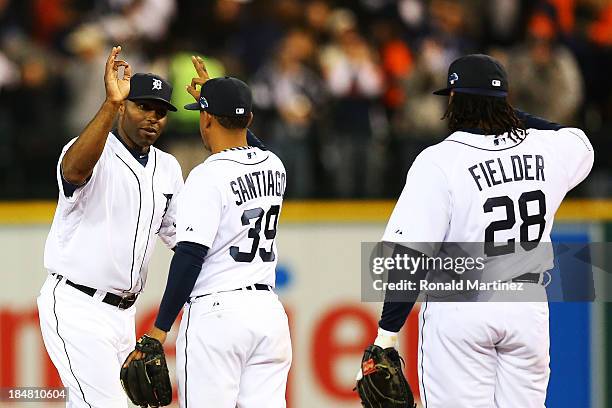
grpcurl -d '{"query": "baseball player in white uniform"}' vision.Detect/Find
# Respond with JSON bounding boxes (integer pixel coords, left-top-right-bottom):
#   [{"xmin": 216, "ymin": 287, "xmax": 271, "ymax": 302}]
[
  {"xmin": 363, "ymin": 55, "xmax": 594, "ymax": 407},
  {"xmin": 125, "ymin": 57, "xmax": 291, "ymax": 407},
  {"xmin": 37, "ymin": 46, "xmax": 184, "ymax": 407}
]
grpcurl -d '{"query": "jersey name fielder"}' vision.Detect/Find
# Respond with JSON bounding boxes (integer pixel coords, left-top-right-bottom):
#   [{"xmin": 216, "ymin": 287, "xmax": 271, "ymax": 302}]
[
  {"xmin": 384, "ymin": 127, "xmax": 593, "ymax": 277},
  {"xmin": 174, "ymin": 145, "xmax": 291, "ymax": 407}
]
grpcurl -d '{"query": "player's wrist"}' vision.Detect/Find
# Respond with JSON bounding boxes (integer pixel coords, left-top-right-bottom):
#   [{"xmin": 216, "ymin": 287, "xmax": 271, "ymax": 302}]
[
  {"xmin": 374, "ymin": 327, "xmax": 399, "ymax": 349},
  {"xmin": 146, "ymin": 326, "xmax": 168, "ymax": 345},
  {"xmin": 103, "ymin": 97, "xmax": 123, "ymax": 108}
]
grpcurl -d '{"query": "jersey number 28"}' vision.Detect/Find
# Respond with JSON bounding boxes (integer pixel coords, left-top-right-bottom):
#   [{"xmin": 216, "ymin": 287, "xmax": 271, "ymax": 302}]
[
  {"xmin": 230, "ymin": 205, "xmax": 280, "ymax": 262},
  {"xmin": 484, "ymin": 190, "xmax": 546, "ymax": 257}
]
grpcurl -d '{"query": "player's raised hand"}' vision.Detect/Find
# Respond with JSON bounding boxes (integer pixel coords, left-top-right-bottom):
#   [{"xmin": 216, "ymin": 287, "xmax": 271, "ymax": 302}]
[
  {"xmin": 186, "ymin": 55, "xmax": 209, "ymax": 100},
  {"xmin": 104, "ymin": 46, "xmax": 131, "ymax": 104}
]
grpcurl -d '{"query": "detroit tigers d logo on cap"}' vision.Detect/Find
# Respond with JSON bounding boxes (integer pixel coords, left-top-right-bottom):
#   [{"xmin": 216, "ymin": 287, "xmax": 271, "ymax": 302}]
[{"xmin": 126, "ymin": 73, "xmax": 177, "ymax": 111}]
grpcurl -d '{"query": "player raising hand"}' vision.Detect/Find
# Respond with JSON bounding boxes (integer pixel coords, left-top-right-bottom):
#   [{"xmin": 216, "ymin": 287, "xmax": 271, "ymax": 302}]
[
  {"xmin": 38, "ymin": 46, "xmax": 183, "ymax": 408},
  {"xmin": 104, "ymin": 45, "xmax": 132, "ymax": 103},
  {"xmin": 125, "ymin": 65, "xmax": 292, "ymax": 407},
  {"xmin": 356, "ymin": 54, "xmax": 594, "ymax": 408}
]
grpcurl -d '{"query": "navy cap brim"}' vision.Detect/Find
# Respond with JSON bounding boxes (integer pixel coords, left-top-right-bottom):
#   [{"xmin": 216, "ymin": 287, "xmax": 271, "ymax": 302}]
[
  {"xmin": 184, "ymin": 102, "xmax": 202, "ymax": 111},
  {"xmin": 433, "ymin": 87, "xmax": 451, "ymax": 96},
  {"xmin": 128, "ymin": 96, "xmax": 177, "ymax": 111},
  {"xmin": 433, "ymin": 87, "xmax": 507, "ymax": 98}
]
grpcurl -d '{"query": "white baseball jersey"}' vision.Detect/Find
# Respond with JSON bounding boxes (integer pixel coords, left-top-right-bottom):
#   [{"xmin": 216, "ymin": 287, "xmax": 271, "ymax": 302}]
[
  {"xmin": 44, "ymin": 133, "xmax": 184, "ymax": 295},
  {"xmin": 382, "ymin": 127, "xmax": 594, "ymax": 281},
  {"xmin": 382, "ymin": 126, "xmax": 593, "ymax": 408},
  {"xmin": 176, "ymin": 146, "xmax": 286, "ymax": 295}
]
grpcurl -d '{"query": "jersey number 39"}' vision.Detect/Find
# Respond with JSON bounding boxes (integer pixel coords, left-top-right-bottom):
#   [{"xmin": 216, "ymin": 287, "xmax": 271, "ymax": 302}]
[{"xmin": 230, "ymin": 205, "xmax": 280, "ymax": 262}]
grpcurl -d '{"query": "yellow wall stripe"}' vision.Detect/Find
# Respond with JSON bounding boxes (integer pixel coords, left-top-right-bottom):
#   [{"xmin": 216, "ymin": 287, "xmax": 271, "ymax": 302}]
[
  {"xmin": 0, "ymin": 199, "xmax": 611, "ymax": 225},
  {"xmin": 281, "ymin": 200, "xmax": 394, "ymax": 223},
  {"xmin": 0, "ymin": 201, "xmax": 58, "ymax": 224}
]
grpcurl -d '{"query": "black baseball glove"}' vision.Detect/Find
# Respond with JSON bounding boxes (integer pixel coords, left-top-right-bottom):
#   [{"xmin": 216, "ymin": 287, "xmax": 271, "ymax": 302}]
[
  {"xmin": 355, "ymin": 345, "xmax": 416, "ymax": 408},
  {"xmin": 120, "ymin": 335, "xmax": 172, "ymax": 407}
]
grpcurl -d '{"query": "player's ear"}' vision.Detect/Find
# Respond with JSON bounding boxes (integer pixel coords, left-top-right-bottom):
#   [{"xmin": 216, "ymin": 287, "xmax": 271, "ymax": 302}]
[
  {"xmin": 199, "ymin": 111, "xmax": 211, "ymax": 134},
  {"xmin": 247, "ymin": 112, "xmax": 253, "ymax": 128},
  {"xmin": 118, "ymin": 101, "xmax": 126, "ymax": 115},
  {"xmin": 198, "ymin": 111, "xmax": 205, "ymax": 134}
]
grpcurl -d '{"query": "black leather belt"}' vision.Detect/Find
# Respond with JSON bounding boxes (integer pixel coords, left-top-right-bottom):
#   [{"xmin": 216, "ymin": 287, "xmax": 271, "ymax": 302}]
[
  {"xmin": 193, "ymin": 283, "xmax": 272, "ymax": 300},
  {"xmin": 511, "ymin": 273, "xmax": 541, "ymax": 284},
  {"xmin": 52, "ymin": 273, "xmax": 138, "ymax": 309}
]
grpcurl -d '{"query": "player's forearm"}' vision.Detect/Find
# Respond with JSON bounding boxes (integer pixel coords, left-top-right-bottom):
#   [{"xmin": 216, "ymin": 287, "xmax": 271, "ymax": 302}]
[
  {"xmin": 378, "ymin": 244, "xmax": 426, "ymax": 333},
  {"xmin": 62, "ymin": 99, "xmax": 120, "ymax": 185},
  {"xmin": 379, "ymin": 299, "xmax": 416, "ymax": 333},
  {"xmin": 515, "ymin": 109, "xmax": 564, "ymax": 131},
  {"xmin": 247, "ymin": 129, "xmax": 266, "ymax": 150},
  {"xmin": 154, "ymin": 241, "xmax": 208, "ymax": 332}
]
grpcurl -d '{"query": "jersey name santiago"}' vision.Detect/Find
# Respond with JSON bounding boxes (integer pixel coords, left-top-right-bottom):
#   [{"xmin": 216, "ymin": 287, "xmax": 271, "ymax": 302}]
[
  {"xmin": 176, "ymin": 147, "xmax": 286, "ymax": 295},
  {"xmin": 382, "ymin": 127, "xmax": 594, "ymax": 281},
  {"xmin": 44, "ymin": 133, "xmax": 183, "ymax": 295}
]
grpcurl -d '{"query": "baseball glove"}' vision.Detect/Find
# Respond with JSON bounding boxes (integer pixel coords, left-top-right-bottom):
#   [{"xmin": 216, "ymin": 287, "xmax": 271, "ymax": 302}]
[
  {"xmin": 120, "ymin": 335, "xmax": 172, "ymax": 407},
  {"xmin": 355, "ymin": 345, "xmax": 416, "ymax": 408}
]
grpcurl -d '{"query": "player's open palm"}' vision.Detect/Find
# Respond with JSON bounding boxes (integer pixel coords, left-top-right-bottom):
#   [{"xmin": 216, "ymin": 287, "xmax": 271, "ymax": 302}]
[
  {"xmin": 186, "ymin": 55, "xmax": 209, "ymax": 101},
  {"xmin": 104, "ymin": 46, "xmax": 131, "ymax": 103}
]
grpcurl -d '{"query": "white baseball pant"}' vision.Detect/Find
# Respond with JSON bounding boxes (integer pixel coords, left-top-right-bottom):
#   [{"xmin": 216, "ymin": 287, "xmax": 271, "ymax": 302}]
[
  {"xmin": 176, "ymin": 288, "xmax": 292, "ymax": 408},
  {"xmin": 37, "ymin": 274, "xmax": 136, "ymax": 408},
  {"xmin": 418, "ymin": 285, "xmax": 550, "ymax": 407}
]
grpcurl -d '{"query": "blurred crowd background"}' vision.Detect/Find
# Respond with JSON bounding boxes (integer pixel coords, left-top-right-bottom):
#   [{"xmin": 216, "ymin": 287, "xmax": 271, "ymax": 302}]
[{"xmin": 0, "ymin": 0, "xmax": 611, "ymax": 199}]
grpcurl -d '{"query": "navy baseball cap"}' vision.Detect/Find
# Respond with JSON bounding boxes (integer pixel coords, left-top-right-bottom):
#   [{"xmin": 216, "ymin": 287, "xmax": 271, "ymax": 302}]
[
  {"xmin": 184, "ymin": 76, "xmax": 252, "ymax": 117},
  {"xmin": 433, "ymin": 54, "xmax": 509, "ymax": 98},
  {"xmin": 127, "ymin": 73, "xmax": 177, "ymax": 111}
]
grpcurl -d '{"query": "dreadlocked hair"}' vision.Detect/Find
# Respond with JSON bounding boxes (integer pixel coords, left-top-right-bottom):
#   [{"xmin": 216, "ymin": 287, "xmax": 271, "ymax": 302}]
[{"xmin": 443, "ymin": 93, "xmax": 526, "ymax": 138}]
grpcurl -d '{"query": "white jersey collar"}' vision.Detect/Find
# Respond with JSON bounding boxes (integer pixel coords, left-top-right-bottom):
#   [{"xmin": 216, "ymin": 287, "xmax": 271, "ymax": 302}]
[
  {"xmin": 445, "ymin": 130, "xmax": 527, "ymax": 151},
  {"xmin": 206, "ymin": 146, "xmax": 269, "ymax": 165}
]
